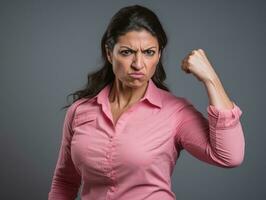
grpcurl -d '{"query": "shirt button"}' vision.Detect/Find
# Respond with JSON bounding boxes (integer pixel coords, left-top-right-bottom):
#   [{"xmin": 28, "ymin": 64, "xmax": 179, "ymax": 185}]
[{"xmin": 110, "ymin": 186, "xmax": 116, "ymax": 192}]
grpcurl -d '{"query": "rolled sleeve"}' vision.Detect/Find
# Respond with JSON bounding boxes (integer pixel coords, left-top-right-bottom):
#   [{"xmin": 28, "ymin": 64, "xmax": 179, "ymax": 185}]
[
  {"xmin": 207, "ymin": 101, "xmax": 243, "ymax": 129},
  {"xmin": 175, "ymin": 99, "xmax": 245, "ymax": 168}
]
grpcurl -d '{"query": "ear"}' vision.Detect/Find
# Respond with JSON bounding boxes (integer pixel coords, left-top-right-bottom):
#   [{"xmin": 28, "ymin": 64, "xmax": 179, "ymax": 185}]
[{"xmin": 105, "ymin": 45, "xmax": 113, "ymax": 64}]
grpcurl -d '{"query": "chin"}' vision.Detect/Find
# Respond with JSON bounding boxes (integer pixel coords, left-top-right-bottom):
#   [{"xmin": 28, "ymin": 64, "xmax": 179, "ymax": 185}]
[{"xmin": 127, "ymin": 79, "xmax": 147, "ymax": 88}]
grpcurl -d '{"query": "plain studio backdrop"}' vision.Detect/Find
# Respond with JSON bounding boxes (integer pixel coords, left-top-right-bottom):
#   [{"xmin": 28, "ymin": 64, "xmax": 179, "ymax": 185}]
[{"xmin": 0, "ymin": 0, "xmax": 265, "ymax": 199}]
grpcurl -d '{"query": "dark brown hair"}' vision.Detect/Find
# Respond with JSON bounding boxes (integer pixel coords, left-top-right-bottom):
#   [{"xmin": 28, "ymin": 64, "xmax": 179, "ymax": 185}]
[{"xmin": 61, "ymin": 4, "xmax": 170, "ymax": 110}]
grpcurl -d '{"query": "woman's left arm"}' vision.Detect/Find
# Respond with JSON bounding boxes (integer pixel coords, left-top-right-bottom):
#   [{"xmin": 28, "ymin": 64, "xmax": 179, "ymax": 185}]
[
  {"xmin": 176, "ymin": 49, "xmax": 245, "ymax": 167},
  {"xmin": 181, "ymin": 48, "xmax": 235, "ymax": 109}
]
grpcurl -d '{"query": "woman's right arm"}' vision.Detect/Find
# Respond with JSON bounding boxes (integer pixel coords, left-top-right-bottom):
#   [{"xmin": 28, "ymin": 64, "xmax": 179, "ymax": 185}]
[{"xmin": 48, "ymin": 104, "xmax": 81, "ymax": 200}]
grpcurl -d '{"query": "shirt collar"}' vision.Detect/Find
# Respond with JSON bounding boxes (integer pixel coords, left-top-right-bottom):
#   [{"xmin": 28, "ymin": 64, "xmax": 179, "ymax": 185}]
[{"xmin": 94, "ymin": 79, "xmax": 163, "ymax": 109}]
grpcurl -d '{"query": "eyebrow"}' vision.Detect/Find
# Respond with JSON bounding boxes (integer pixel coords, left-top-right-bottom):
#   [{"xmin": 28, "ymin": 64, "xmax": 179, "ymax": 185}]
[{"xmin": 120, "ymin": 45, "xmax": 157, "ymax": 51}]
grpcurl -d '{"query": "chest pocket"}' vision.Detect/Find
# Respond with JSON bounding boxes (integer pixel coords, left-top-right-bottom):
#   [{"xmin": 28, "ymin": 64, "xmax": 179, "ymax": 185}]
[{"xmin": 73, "ymin": 113, "xmax": 97, "ymax": 128}]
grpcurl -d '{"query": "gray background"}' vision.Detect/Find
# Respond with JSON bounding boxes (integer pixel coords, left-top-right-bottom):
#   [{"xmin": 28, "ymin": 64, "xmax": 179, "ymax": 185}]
[{"xmin": 1, "ymin": 0, "xmax": 265, "ymax": 199}]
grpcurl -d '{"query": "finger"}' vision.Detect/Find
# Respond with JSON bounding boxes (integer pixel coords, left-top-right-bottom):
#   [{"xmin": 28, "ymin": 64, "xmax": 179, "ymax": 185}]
[
  {"xmin": 181, "ymin": 51, "xmax": 195, "ymax": 73},
  {"xmin": 186, "ymin": 50, "xmax": 196, "ymax": 61},
  {"xmin": 181, "ymin": 59, "xmax": 186, "ymax": 71},
  {"xmin": 181, "ymin": 59, "xmax": 190, "ymax": 73},
  {"xmin": 181, "ymin": 58, "xmax": 188, "ymax": 68},
  {"xmin": 191, "ymin": 50, "xmax": 197, "ymax": 55},
  {"xmin": 183, "ymin": 55, "xmax": 190, "ymax": 64},
  {"xmin": 197, "ymin": 49, "xmax": 205, "ymax": 57},
  {"xmin": 197, "ymin": 48, "xmax": 209, "ymax": 63}
]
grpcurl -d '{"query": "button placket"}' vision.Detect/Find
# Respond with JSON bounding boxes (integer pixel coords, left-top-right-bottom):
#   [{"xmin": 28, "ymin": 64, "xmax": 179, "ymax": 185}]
[
  {"xmin": 110, "ymin": 185, "xmax": 116, "ymax": 192},
  {"xmin": 106, "ymin": 133, "xmax": 116, "ymax": 181},
  {"xmin": 106, "ymin": 152, "xmax": 111, "ymax": 159},
  {"xmin": 107, "ymin": 138, "xmax": 114, "ymax": 159},
  {"xmin": 109, "ymin": 180, "xmax": 117, "ymax": 192},
  {"xmin": 107, "ymin": 170, "xmax": 115, "ymax": 178}
]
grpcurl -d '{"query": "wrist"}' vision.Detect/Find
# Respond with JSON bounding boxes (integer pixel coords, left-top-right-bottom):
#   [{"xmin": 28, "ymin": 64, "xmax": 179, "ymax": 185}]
[{"xmin": 203, "ymin": 73, "xmax": 221, "ymax": 86}]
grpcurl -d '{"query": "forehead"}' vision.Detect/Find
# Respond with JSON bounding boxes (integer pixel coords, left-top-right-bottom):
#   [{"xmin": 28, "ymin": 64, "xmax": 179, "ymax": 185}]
[{"xmin": 116, "ymin": 30, "xmax": 159, "ymax": 48}]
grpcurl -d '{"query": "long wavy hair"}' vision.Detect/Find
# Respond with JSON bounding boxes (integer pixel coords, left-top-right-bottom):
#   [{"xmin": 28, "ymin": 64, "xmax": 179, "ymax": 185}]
[{"xmin": 61, "ymin": 4, "xmax": 170, "ymax": 110}]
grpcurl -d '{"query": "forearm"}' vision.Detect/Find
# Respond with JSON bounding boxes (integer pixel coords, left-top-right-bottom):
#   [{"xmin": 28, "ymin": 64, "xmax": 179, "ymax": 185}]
[{"xmin": 203, "ymin": 74, "xmax": 234, "ymax": 110}]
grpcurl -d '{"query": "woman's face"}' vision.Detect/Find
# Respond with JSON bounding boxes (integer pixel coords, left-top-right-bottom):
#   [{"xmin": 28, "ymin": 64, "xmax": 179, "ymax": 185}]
[{"xmin": 106, "ymin": 29, "xmax": 161, "ymax": 88}]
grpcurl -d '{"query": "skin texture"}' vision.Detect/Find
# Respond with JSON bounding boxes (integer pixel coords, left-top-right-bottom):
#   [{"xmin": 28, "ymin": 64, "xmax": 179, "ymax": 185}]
[
  {"xmin": 106, "ymin": 29, "xmax": 234, "ymax": 124},
  {"xmin": 181, "ymin": 49, "xmax": 234, "ymax": 110},
  {"xmin": 106, "ymin": 30, "xmax": 161, "ymax": 112}
]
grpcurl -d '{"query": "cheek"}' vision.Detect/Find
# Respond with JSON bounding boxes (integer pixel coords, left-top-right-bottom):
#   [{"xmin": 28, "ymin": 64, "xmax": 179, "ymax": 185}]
[
  {"xmin": 147, "ymin": 59, "xmax": 159, "ymax": 74},
  {"xmin": 112, "ymin": 58, "xmax": 130, "ymax": 75}
]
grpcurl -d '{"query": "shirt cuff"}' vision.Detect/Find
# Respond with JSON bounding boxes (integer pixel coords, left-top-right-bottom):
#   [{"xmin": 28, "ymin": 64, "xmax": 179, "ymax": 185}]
[{"xmin": 207, "ymin": 101, "xmax": 243, "ymax": 129}]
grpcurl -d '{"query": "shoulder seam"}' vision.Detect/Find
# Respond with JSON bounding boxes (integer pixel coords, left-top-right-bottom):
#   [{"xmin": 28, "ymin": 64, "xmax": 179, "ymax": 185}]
[{"xmin": 67, "ymin": 98, "xmax": 92, "ymax": 129}]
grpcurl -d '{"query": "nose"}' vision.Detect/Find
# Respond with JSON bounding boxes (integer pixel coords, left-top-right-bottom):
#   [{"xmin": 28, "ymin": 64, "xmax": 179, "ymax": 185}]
[{"xmin": 131, "ymin": 52, "xmax": 144, "ymax": 70}]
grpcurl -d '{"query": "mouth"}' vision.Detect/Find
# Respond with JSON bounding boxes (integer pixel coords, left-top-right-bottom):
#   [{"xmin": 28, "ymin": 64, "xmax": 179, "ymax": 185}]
[{"xmin": 129, "ymin": 73, "xmax": 145, "ymax": 79}]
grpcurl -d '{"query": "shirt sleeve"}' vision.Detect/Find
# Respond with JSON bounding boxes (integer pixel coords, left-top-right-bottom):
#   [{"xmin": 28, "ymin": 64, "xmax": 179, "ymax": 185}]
[
  {"xmin": 48, "ymin": 104, "xmax": 81, "ymax": 200},
  {"xmin": 175, "ymin": 99, "xmax": 245, "ymax": 168}
]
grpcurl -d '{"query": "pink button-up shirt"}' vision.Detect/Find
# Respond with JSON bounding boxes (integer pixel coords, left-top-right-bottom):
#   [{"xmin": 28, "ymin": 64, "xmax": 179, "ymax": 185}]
[{"xmin": 48, "ymin": 79, "xmax": 245, "ymax": 200}]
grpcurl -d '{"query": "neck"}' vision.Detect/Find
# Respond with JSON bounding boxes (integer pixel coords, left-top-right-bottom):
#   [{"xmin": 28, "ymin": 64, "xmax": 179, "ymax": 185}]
[{"xmin": 109, "ymin": 79, "xmax": 148, "ymax": 110}]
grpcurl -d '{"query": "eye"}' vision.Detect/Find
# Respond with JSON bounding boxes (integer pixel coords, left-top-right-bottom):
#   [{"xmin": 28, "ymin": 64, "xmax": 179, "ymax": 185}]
[
  {"xmin": 120, "ymin": 50, "xmax": 132, "ymax": 56},
  {"xmin": 144, "ymin": 50, "xmax": 155, "ymax": 56}
]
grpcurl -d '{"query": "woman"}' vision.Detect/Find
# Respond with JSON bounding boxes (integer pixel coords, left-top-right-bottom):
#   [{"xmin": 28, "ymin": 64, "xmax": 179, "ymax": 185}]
[{"xmin": 48, "ymin": 4, "xmax": 245, "ymax": 200}]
